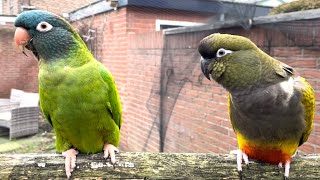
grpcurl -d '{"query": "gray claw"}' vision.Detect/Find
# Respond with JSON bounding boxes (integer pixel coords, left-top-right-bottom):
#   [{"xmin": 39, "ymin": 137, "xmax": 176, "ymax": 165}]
[{"xmin": 238, "ymin": 170, "xmax": 243, "ymax": 180}]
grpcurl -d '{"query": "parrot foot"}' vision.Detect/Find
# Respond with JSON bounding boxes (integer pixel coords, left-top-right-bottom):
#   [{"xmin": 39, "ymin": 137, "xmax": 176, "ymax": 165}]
[
  {"xmin": 278, "ymin": 161, "xmax": 290, "ymax": 179},
  {"xmin": 230, "ymin": 149, "xmax": 249, "ymax": 172},
  {"xmin": 284, "ymin": 160, "xmax": 290, "ymax": 179},
  {"xmin": 242, "ymin": 151, "xmax": 249, "ymax": 169},
  {"xmin": 278, "ymin": 162, "xmax": 283, "ymax": 175},
  {"xmin": 62, "ymin": 148, "xmax": 79, "ymax": 179},
  {"xmin": 103, "ymin": 143, "xmax": 119, "ymax": 164}
]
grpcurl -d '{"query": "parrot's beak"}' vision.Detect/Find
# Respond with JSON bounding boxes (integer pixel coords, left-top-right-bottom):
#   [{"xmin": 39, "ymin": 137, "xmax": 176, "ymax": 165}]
[
  {"xmin": 14, "ymin": 27, "xmax": 32, "ymax": 56},
  {"xmin": 198, "ymin": 35, "xmax": 217, "ymax": 81},
  {"xmin": 14, "ymin": 27, "xmax": 39, "ymax": 60},
  {"xmin": 14, "ymin": 27, "xmax": 31, "ymax": 47},
  {"xmin": 200, "ymin": 57, "xmax": 212, "ymax": 80}
]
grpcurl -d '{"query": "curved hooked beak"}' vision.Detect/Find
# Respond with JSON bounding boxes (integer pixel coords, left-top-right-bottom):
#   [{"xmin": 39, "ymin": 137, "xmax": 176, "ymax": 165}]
[
  {"xmin": 14, "ymin": 27, "xmax": 31, "ymax": 47},
  {"xmin": 14, "ymin": 27, "xmax": 32, "ymax": 56},
  {"xmin": 199, "ymin": 34, "xmax": 217, "ymax": 81},
  {"xmin": 200, "ymin": 57, "xmax": 212, "ymax": 80},
  {"xmin": 14, "ymin": 27, "xmax": 39, "ymax": 60}
]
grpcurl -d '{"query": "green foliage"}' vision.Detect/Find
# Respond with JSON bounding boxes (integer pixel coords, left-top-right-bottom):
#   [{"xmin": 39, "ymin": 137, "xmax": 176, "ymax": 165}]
[{"xmin": 269, "ymin": 0, "xmax": 320, "ymax": 15}]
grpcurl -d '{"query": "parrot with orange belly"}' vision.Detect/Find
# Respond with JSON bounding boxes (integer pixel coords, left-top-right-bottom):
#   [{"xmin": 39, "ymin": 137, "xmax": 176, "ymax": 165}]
[{"xmin": 198, "ymin": 33, "xmax": 315, "ymax": 179}]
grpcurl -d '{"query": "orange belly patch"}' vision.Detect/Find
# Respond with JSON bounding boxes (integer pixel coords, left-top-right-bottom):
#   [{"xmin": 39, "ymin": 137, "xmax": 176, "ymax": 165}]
[
  {"xmin": 236, "ymin": 133, "xmax": 297, "ymax": 164},
  {"xmin": 241, "ymin": 144, "xmax": 291, "ymax": 164}
]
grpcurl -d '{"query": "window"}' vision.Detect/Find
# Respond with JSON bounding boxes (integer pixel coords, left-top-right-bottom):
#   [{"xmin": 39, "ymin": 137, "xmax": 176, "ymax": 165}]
[
  {"xmin": 155, "ymin": 19, "xmax": 204, "ymax": 31},
  {"xmin": 0, "ymin": 0, "xmax": 2, "ymax": 14},
  {"xmin": 9, "ymin": 0, "xmax": 13, "ymax": 15}
]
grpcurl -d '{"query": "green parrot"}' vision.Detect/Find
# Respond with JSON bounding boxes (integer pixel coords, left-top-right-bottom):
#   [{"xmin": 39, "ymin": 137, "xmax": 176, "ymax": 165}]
[
  {"xmin": 14, "ymin": 10, "xmax": 122, "ymax": 178},
  {"xmin": 198, "ymin": 33, "xmax": 315, "ymax": 179}
]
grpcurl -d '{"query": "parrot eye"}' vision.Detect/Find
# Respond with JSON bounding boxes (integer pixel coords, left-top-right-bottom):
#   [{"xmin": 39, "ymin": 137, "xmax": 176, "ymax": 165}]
[
  {"xmin": 36, "ymin": 21, "xmax": 53, "ymax": 32},
  {"xmin": 216, "ymin": 48, "xmax": 233, "ymax": 58}
]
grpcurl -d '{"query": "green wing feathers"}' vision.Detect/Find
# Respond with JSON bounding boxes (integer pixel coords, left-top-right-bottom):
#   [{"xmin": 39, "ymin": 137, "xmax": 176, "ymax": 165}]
[{"xmin": 99, "ymin": 65, "xmax": 122, "ymax": 129}]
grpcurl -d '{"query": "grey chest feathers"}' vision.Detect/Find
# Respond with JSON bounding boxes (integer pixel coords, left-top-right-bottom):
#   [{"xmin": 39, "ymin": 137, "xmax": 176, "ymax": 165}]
[{"xmin": 229, "ymin": 77, "xmax": 305, "ymax": 142}]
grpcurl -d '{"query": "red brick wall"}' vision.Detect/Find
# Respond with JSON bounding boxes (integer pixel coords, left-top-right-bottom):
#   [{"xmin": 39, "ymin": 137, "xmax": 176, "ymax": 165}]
[
  {"xmin": 2, "ymin": 0, "xmax": 20, "ymax": 15},
  {"xmin": 0, "ymin": 25, "xmax": 38, "ymax": 98},
  {"xmin": 124, "ymin": 24, "xmax": 320, "ymax": 154},
  {"xmin": 124, "ymin": 7, "xmax": 211, "ymax": 151},
  {"xmin": 125, "ymin": 31, "xmax": 238, "ymax": 153},
  {"xmin": 125, "ymin": 32, "xmax": 163, "ymax": 152},
  {"xmin": 72, "ymin": 8, "xmax": 131, "ymax": 150},
  {"xmin": 0, "ymin": 0, "xmax": 96, "ymax": 98},
  {"xmin": 1, "ymin": 0, "xmax": 96, "ymax": 15},
  {"xmin": 30, "ymin": 0, "xmax": 97, "ymax": 15},
  {"xmin": 127, "ymin": 7, "xmax": 212, "ymax": 33}
]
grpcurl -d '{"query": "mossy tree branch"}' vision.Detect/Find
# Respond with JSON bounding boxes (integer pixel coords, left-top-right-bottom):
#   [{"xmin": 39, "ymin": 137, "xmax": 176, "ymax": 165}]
[{"xmin": 0, "ymin": 152, "xmax": 319, "ymax": 179}]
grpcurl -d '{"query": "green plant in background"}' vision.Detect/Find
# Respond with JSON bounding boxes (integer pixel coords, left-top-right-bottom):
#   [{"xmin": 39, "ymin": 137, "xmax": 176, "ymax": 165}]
[{"xmin": 270, "ymin": 0, "xmax": 320, "ymax": 15}]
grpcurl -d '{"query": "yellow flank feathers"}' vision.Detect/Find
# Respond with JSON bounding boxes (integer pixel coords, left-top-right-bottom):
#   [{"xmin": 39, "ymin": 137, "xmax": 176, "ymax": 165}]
[
  {"xmin": 236, "ymin": 131, "xmax": 299, "ymax": 155},
  {"xmin": 235, "ymin": 132, "xmax": 298, "ymax": 164},
  {"xmin": 299, "ymin": 77, "xmax": 315, "ymax": 146}
]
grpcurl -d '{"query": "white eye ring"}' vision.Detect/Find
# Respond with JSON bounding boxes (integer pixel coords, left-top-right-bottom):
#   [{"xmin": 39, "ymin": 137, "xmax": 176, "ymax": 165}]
[
  {"xmin": 36, "ymin": 21, "xmax": 53, "ymax": 32},
  {"xmin": 216, "ymin": 48, "xmax": 233, "ymax": 58}
]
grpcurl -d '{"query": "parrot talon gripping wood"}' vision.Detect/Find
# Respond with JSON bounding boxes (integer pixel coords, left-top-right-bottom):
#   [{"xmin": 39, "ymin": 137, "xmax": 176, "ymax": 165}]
[{"xmin": 238, "ymin": 170, "xmax": 243, "ymax": 180}]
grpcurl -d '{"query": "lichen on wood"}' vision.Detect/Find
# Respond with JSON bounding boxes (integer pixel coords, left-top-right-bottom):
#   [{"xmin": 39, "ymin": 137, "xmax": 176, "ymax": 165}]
[{"xmin": 0, "ymin": 152, "xmax": 319, "ymax": 179}]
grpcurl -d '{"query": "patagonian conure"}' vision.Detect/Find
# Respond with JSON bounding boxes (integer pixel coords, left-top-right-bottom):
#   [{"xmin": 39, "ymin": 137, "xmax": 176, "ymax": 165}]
[
  {"xmin": 14, "ymin": 10, "xmax": 122, "ymax": 178},
  {"xmin": 198, "ymin": 33, "xmax": 315, "ymax": 179}
]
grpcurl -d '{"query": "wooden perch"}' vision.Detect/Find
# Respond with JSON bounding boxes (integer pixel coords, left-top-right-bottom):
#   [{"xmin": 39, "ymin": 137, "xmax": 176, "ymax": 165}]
[{"xmin": 0, "ymin": 152, "xmax": 319, "ymax": 179}]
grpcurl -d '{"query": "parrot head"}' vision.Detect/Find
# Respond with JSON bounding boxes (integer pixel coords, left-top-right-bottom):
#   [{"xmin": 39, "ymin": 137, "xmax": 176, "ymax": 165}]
[
  {"xmin": 198, "ymin": 33, "xmax": 282, "ymax": 92},
  {"xmin": 14, "ymin": 10, "xmax": 86, "ymax": 61}
]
